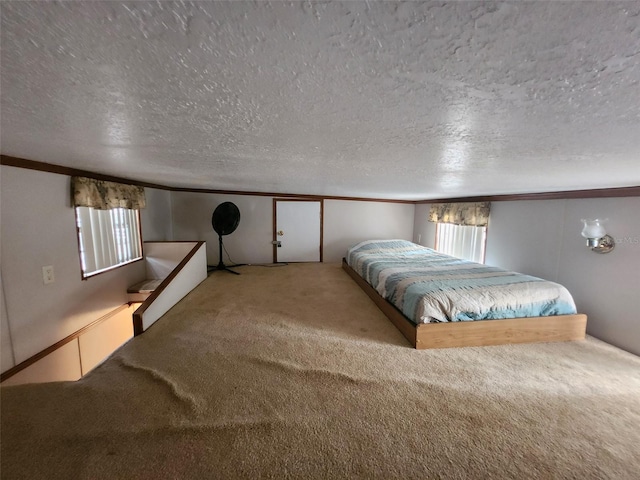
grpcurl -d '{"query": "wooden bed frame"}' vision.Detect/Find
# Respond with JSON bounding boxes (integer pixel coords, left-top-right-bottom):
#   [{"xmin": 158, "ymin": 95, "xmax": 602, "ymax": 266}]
[{"xmin": 342, "ymin": 258, "xmax": 587, "ymax": 349}]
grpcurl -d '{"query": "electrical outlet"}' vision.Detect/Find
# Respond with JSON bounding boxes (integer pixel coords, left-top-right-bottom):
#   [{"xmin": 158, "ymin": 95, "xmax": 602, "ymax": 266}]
[{"xmin": 42, "ymin": 265, "xmax": 55, "ymax": 284}]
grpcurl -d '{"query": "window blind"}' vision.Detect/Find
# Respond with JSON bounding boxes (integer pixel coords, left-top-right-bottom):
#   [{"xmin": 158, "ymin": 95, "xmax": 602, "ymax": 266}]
[
  {"xmin": 76, "ymin": 207, "xmax": 142, "ymax": 276},
  {"xmin": 436, "ymin": 223, "xmax": 486, "ymax": 263}
]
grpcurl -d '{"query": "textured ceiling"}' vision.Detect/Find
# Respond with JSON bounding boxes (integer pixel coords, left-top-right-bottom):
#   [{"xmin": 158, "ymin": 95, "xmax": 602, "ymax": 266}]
[{"xmin": 1, "ymin": 1, "xmax": 639, "ymax": 200}]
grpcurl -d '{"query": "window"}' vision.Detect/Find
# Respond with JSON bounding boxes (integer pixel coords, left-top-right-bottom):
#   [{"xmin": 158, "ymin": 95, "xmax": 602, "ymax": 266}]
[
  {"xmin": 75, "ymin": 207, "xmax": 142, "ymax": 278},
  {"xmin": 429, "ymin": 202, "xmax": 490, "ymax": 263},
  {"xmin": 71, "ymin": 176, "xmax": 146, "ymax": 278},
  {"xmin": 435, "ymin": 222, "xmax": 487, "ymax": 263}
]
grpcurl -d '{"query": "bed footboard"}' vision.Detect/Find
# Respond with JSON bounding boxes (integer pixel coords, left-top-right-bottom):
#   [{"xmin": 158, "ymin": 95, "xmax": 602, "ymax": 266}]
[{"xmin": 342, "ymin": 258, "xmax": 587, "ymax": 349}]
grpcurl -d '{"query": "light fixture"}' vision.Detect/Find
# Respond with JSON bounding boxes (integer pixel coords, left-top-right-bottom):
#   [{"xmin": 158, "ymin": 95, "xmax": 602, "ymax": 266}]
[{"xmin": 581, "ymin": 219, "xmax": 615, "ymax": 254}]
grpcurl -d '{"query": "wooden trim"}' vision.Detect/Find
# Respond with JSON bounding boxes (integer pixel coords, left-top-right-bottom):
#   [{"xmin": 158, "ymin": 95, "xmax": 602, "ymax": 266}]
[
  {"xmin": 342, "ymin": 258, "xmax": 416, "ymax": 346},
  {"xmin": 319, "ymin": 198, "xmax": 324, "ymax": 263},
  {"xmin": 0, "ymin": 155, "xmax": 170, "ymax": 190},
  {"xmin": 173, "ymin": 187, "xmax": 415, "ymax": 204},
  {"xmin": 272, "ymin": 199, "xmax": 278, "ymax": 263},
  {"xmin": 1, "ymin": 304, "xmax": 131, "ymax": 382},
  {"xmin": 143, "ymin": 240, "xmax": 202, "ymax": 244},
  {"xmin": 415, "ymin": 315, "xmax": 587, "ymax": 349},
  {"xmin": 341, "ymin": 258, "xmax": 587, "ymax": 350},
  {"xmin": 416, "ymin": 186, "xmax": 640, "ymax": 204},
  {"xmin": 74, "ymin": 206, "xmax": 85, "ymax": 281},
  {"xmin": 0, "ymin": 155, "xmax": 409, "ymax": 203},
  {"xmin": 133, "ymin": 241, "xmax": 205, "ymax": 335},
  {"xmin": 4, "ymin": 154, "xmax": 638, "ymax": 204},
  {"xmin": 82, "ymin": 257, "xmax": 144, "ymax": 280},
  {"xmin": 138, "ymin": 209, "xmax": 145, "ymax": 265},
  {"xmin": 272, "ymin": 197, "xmax": 325, "ymax": 202}
]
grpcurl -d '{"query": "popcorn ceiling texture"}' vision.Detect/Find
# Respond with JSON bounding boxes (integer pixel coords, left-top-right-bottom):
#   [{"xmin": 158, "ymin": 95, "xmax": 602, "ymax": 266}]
[{"xmin": 1, "ymin": 1, "xmax": 639, "ymax": 199}]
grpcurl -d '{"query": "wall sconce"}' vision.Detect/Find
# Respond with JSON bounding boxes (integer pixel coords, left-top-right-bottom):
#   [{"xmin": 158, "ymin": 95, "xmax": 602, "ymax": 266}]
[{"xmin": 581, "ymin": 219, "xmax": 615, "ymax": 254}]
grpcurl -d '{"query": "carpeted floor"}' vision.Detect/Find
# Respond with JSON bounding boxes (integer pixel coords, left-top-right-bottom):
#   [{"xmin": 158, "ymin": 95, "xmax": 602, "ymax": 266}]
[{"xmin": 2, "ymin": 263, "xmax": 640, "ymax": 479}]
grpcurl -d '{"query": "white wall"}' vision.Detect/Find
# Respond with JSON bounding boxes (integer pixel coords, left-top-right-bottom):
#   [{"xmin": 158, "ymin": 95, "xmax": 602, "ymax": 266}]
[
  {"xmin": 412, "ymin": 203, "xmax": 437, "ymax": 248},
  {"xmin": 138, "ymin": 243, "xmax": 207, "ymax": 333},
  {"xmin": 2, "ymin": 175, "xmax": 415, "ymax": 373},
  {"xmin": 171, "ymin": 192, "xmax": 274, "ymax": 265},
  {"xmin": 140, "ymin": 188, "xmax": 173, "ymax": 241},
  {"xmin": 171, "ymin": 192, "xmax": 416, "ymax": 265},
  {"xmin": 485, "ymin": 197, "xmax": 640, "ymax": 356},
  {"xmin": 13, "ymin": 162, "xmax": 635, "ymax": 364},
  {"xmin": 144, "ymin": 241, "xmax": 199, "ymax": 279},
  {"xmin": 1, "ymin": 270, "xmax": 14, "ymax": 371},
  {"xmin": 0, "ymin": 166, "xmax": 167, "ymax": 370},
  {"xmin": 323, "ymin": 200, "xmax": 415, "ymax": 262},
  {"xmin": 485, "ymin": 200, "xmax": 567, "ymax": 280}
]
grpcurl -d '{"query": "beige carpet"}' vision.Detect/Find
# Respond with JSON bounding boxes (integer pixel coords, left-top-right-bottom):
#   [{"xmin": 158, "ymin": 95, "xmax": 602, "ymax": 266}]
[{"xmin": 2, "ymin": 263, "xmax": 640, "ymax": 479}]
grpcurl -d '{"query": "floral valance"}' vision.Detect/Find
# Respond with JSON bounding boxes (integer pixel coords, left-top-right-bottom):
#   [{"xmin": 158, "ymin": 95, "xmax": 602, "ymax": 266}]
[
  {"xmin": 72, "ymin": 176, "xmax": 146, "ymax": 210},
  {"xmin": 428, "ymin": 202, "xmax": 490, "ymax": 227}
]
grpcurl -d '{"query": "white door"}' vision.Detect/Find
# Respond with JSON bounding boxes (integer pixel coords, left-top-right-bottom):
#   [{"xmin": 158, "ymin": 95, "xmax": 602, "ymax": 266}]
[{"xmin": 274, "ymin": 200, "xmax": 322, "ymax": 262}]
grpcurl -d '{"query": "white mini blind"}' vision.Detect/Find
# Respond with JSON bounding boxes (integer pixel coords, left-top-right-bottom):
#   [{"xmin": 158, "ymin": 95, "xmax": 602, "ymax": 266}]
[
  {"xmin": 435, "ymin": 223, "xmax": 486, "ymax": 263},
  {"xmin": 76, "ymin": 207, "xmax": 142, "ymax": 277}
]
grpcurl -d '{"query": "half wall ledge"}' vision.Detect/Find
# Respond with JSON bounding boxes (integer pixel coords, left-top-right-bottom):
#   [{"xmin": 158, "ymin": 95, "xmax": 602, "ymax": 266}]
[{"xmin": 133, "ymin": 241, "xmax": 207, "ymax": 335}]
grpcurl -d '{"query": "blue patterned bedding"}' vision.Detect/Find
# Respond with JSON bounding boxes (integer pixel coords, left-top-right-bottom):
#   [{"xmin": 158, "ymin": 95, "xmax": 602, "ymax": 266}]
[{"xmin": 347, "ymin": 239, "xmax": 577, "ymax": 325}]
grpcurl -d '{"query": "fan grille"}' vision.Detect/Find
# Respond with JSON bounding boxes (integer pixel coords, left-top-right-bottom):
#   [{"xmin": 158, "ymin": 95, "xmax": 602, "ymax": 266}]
[{"xmin": 211, "ymin": 202, "xmax": 240, "ymax": 236}]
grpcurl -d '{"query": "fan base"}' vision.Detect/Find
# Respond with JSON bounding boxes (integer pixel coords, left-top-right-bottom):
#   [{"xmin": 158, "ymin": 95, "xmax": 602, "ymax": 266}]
[
  {"xmin": 207, "ymin": 234, "xmax": 240, "ymax": 275},
  {"xmin": 208, "ymin": 263, "xmax": 240, "ymax": 275}
]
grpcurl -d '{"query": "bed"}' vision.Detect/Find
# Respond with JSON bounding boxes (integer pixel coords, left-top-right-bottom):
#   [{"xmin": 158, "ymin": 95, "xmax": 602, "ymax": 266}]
[{"xmin": 343, "ymin": 239, "xmax": 587, "ymax": 349}]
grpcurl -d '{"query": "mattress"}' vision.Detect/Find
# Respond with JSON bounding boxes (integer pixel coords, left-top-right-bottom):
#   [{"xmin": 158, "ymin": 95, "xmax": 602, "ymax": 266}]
[{"xmin": 346, "ymin": 239, "xmax": 578, "ymax": 324}]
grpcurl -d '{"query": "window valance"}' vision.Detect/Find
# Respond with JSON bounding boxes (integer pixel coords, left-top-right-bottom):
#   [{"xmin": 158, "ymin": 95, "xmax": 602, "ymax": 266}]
[
  {"xmin": 72, "ymin": 176, "xmax": 146, "ymax": 210},
  {"xmin": 428, "ymin": 202, "xmax": 490, "ymax": 227}
]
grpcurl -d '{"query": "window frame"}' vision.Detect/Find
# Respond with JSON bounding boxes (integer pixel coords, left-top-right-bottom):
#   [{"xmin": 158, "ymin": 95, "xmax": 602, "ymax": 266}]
[
  {"xmin": 74, "ymin": 207, "xmax": 144, "ymax": 280},
  {"xmin": 434, "ymin": 222, "xmax": 488, "ymax": 264}
]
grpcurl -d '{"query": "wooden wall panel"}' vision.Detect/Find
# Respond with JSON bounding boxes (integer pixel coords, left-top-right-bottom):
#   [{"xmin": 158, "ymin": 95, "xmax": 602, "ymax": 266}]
[
  {"xmin": 78, "ymin": 305, "xmax": 135, "ymax": 375},
  {"xmin": 1, "ymin": 340, "xmax": 82, "ymax": 386}
]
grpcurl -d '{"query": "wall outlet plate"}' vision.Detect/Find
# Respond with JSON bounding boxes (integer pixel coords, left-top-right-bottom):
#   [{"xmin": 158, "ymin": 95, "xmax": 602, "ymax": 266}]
[{"xmin": 42, "ymin": 265, "xmax": 55, "ymax": 284}]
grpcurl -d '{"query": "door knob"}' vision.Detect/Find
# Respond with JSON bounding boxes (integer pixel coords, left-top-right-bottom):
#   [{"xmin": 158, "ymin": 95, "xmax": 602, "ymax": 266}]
[{"xmin": 277, "ymin": 230, "xmax": 284, "ymax": 236}]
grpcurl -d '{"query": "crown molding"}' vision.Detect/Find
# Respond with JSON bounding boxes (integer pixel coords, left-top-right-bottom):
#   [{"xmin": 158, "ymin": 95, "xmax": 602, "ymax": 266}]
[
  {"xmin": 3, "ymin": 154, "xmax": 639, "ymax": 203},
  {"xmin": 416, "ymin": 186, "xmax": 640, "ymax": 204},
  {"xmin": 0, "ymin": 155, "xmax": 171, "ymax": 190}
]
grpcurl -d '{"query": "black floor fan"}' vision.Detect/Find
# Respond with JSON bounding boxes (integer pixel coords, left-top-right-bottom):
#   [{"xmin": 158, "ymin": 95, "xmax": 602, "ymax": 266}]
[{"xmin": 209, "ymin": 202, "xmax": 242, "ymax": 275}]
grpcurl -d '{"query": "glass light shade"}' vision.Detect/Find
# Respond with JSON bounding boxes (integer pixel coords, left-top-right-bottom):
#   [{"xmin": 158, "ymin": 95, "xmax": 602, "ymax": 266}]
[{"xmin": 581, "ymin": 219, "xmax": 607, "ymax": 240}]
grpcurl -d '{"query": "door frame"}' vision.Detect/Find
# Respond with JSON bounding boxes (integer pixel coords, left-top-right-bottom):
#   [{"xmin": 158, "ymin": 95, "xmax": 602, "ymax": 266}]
[{"xmin": 272, "ymin": 198, "xmax": 324, "ymax": 263}]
